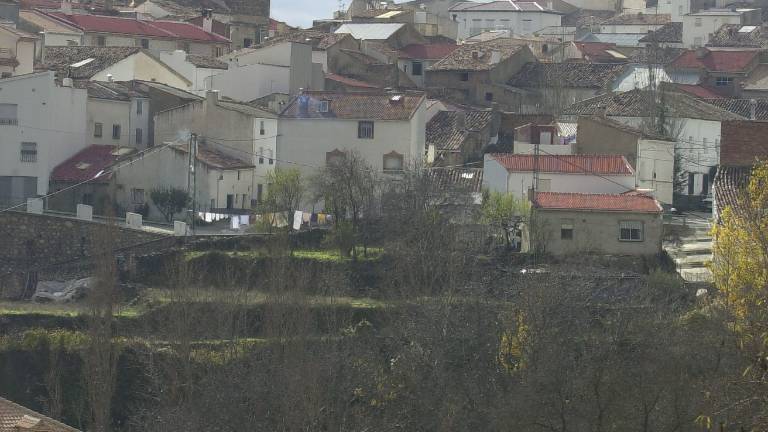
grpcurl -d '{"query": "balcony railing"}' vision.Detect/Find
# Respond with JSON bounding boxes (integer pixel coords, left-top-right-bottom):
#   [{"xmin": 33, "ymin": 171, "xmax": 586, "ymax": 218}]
[{"xmin": 0, "ymin": 118, "xmax": 18, "ymax": 125}]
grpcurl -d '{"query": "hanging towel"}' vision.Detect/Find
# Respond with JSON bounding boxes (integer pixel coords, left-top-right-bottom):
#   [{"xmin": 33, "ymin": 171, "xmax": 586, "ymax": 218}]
[{"xmin": 293, "ymin": 211, "xmax": 303, "ymax": 230}]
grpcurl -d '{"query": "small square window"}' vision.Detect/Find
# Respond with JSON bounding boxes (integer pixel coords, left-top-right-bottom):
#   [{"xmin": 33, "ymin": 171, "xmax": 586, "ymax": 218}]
[
  {"xmin": 136, "ymin": 100, "xmax": 143, "ymax": 115},
  {"xmin": 358, "ymin": 121, "xmax": 374, "ymax": 139},
  {"xmin": 96, "ymin": 36, "xmax": 106, "ymax": 46},
  {"xmin": 131, "ymin": 188, "xmax": 145, "ymax": 203},
  {"xmin": 319, "ymin": 100, "xmax": 330, "ymax": 113},
  {"xmin": 694, "ymin": 17, "xmax": 702, "ymax": 27},
  {"xmin": 485, "ymin": 92, "xmax": 494, "ymax": 101},
  {"xmin": 560, "ymin": 219, "xmax": 573, "ymax": 240},
  {"xmin": 412, "ymin": 61, "xmax": 423, "ymax": 76},
  {"xmin": 460, "ymin": 72, "xmax": 469, "ymax": 81},
  {"xmin": 619, "ymin": 221, "xmax": 643, "ymax": 242},
  {"xmin": 20, "ymin": 142, "xmax": 36, "ymax": 163},
  {"xmin": 715, "ymin": 76, "xmax": 733, "ymax": 86},
  {"xmin": 140, "ymin": 38, "xmax": 149, "ymax": 49},
  {"xmin": 94, "ymin": 122, "xmax": 103, "ymax": 138},
  {"xmin": 260, "ymin": 120, "xmax": 265, "ymax": 135}
]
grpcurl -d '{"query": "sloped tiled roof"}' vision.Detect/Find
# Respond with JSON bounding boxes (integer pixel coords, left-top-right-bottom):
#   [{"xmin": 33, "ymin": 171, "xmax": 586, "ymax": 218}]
[
  {"xmin": 399, "ymin": 43, "xmax": 458, "ymax": 60},
  {"xmin": 720, "ymin": 120, "xmax": 768, "ymax": 166},
  {"xmin": 639, "ymin": 22, "xmax": 682, "ymax": 43},
  {"xmin": 573, "ymin": 42, "xmax": 628, "ymax": 63},
  {"xmin": 427, "ymin": 168, "xmax": 483, "ymax": 193},
  {"xmin": 280, "ymin": 91, "xmax": 424, "ymax": 120},
  {"xmin": 334, "ymin": 23, "xmax": 405, "ymax": 40},
  {"xmin": 427, "ymin": 110, "xmax": 494, "ymax": 151},
  {"xmin": 325, "ymin": 73, "xmax": 380, "ymax": 89},
  {"xmin": 136, "ymin": 0, "xmax": 269, "ymax": 17},
  {"xmin": 0, "ymin": 397, "xmax": 81, "ymax": 432},
  {"xmin": 508, "ymin": 62, "xmax": 625, "ymax": 88},
  {"xmin": 42, "ymin": 46, "xmax": 141, "ymax": 79},
  {"xmin": 170, "ymin": 143, "xmax": 253, "ymax": 169},
  {"xmin": 217, "ymin": 99, "xmax": 276, "ymax": 118},
  {"xmin": 600, "ymin": 12, "xmax": 670, "ymax": 25},
  {"xmin": 714, "ymin": 165, "xmax": 751, "ymax": 216},
  {"xmin": 257, "ymin": 30, "xmax": 350, "ymax": 50},
  {"xmin": 534, "ymin": 191, "xmax": 662, "ymax": 212},
  {"xmin": 450, "ymin": 1, "xmax": 561, "ymax": 13},
  {"xmin": 708, "ymin": 23, "xmax": 768, "ymax": 48},
  {"xmin": 85, "ymin": 80, "xmax": 147, "ymax": 100},
  {"xmin": 186, "ymin": 54, "xmax": 228, "ymax": 69},
  {"xmin": 671, "ymin": 83, "xmax": 725, "ymax": 99},
  {"xmin": 563, "ymin": 89, "xmax": 744, "ymax": 121},
  {"xmin": 563, "ymin": 9, "xmax": 615, "ymax": 27},
  {"xmin": 45, "ymin": 12, "xmax": 229, "ymax": 42},
  {"xmin": 428, "ymin": 39, "xmax": 527, "ymax": 71},
  {"xmin": 581, "ymin": 115, "xmax": 673, "ymax": 141},
  {"xmin": 51, "ymin": 145, "xmax": 130, "ymax": 183},
  {"xmin": 669, "ymin": 48, "xmax": 760, "ymax": 73},
  {"xmin": 628, "ymin": 46, "xmax": 684, "ymax": 64},
  {"xmin": 488, "ymin": 154, "xmax": 634, "ymax": 175},
  {"xmin": 704, "ymin": 98, "xmax": 768, "ymax": 120}
]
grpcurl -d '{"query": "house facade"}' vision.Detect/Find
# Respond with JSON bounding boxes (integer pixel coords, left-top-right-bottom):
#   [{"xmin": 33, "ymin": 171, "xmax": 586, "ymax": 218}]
[
  {"xmin": 86, "ymin": 81, "xmax": 150, "ymax": 149},
  {"xmin": 531, "ymin": 191, "xmax": 663, "ymax": 255},
  {"xmin": 277, "ymin": 91, "xmax": 427, "ymax": 193},
  {"xmin": 667, "ymin": 48, "xmax": 762, "ymax": 97},
  {"xmin": 483, "ymin": 153, "xmax": 637, "ymax": 200},
  {"xmin": 449, "ymin": 1, "xmax": 563, "ymax": 41},
  {"xmin": 682, "ymin": 8, "xmax": 761, "ymax": 48},
  {"xmin": 159, "ymin": 49, "xmax": 228, "ymax": 94},
  {"xmin": 0, "ymin": 24, "xmax": 37, "ymax": 77},
  {"xmin": 397, "ymin": 43, "xmax": 458, "ymax": 88},
  {"xmin": 0, "ymin": 71, "xmax": 87, "ymax": 207}
]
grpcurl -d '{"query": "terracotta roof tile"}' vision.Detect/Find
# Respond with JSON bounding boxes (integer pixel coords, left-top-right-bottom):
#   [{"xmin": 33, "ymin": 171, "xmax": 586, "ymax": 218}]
[
  {"xmin": 708, "ymin": 23, "xmax": 768, "ymax": 48},
  {"xmin": 720, "ymin": 120, "xmax": 768, "ymax": 166},
  {"xmin": 427, "ymin": 167, "xmax": 483, "ymax": 193},
  {"xmin": 669, "ymin": 48, "xmax": 760, "ymax": 73},
  {"xmin": 489, "ymin": 154, "xmax": 634, "ymax": 175},
  {"xmin": 280, "ymin": 91, "xmax": 424, "ymax": 120},
  {"xmin": 714, "ymin": 165, "xmax": 751, "ymax": 216},
  {"xmin": 325, "ymin": 73, "xmax": 380, "ymax": 88},
  {"xmin": 671, "ymin": 83, "xmax": 725, "ymax": 99},
  {"xmin": 171, "ymin": 143, "xmax": 253, "ymax": 169},
  {"xmin": 638, "ymin": 22, "xmax": 682, "ymax": 43},
  {"xmin": 185, "ymin": 54, "xmax": 228, "ymax": 69},
  {"xmin": 427, "ymin": 110, "xmax": 494, "ymax": 151},
  {"xmin": 534, "ymin": 191, "xmax": 662, "ymax": 212},
  {"xmin": 508, "ymin": 62, "xmax": 625, "ymax": 88},
  {"xmin": 0, "ymin": 397, "xmax": 81, "ymax": 432},
  {"xmin": 704, "ymin": 98, "xmax": 768, "ymax": 119},
  {"xmin": 42, "ymin": 46, "xmax": 141, "ymax": 79},
  {"xmin": 428, "ymin": 38, "xmax": 528, "ymax": 71},
  {"xmin": 51, "ymin": 145, "xmax": 131, "ymax": 183},
  {"xmin": 399, "ymin": 43, "xmax": 458, "ymax": 60}
]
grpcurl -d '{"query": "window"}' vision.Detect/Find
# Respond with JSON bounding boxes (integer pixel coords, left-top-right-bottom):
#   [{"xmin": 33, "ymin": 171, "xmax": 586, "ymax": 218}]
[
  {"xmin": 135, "ymin": 128, "xmax": 143, "ymax": 145},
  {"xmin": 259, "ymin": 120, "xmax": 265, "ymax": 135},
  {"xmin": 560, "ymin": 219, "xmax": 574, "ymax": 240},
  {"xmin": 94, "ymin": 122, "xmax": 103, "ymax": 138},
  {"xmin": 319, "ymin": 100, "xmax": 330, "ymax": 113},
  {"xmin": 485, "ymin": 92, "xmax": 494, "ymax": 102},
  {"xmin": 112, "ymin": 124, "xmax": 121, "ymax": 140},
  {"xmin": 96, "ymin": 36, "xmax": 106, "ymax": 46},
  {"xmin": 358, "ymin": 121, "xmax": 374, "ymax": 139},
  {"xmin": 214, "ymin": 46, "xmax": 224, "ymax": 57},
  {"xmin": 459, "ymin": 72, "xmax": 469, "ymax": 81},
  {"xmin": 383, "ymin": 151, "xmax": 404, "ymax": 172},
  {"xmin": 619, "ymin": 220, "xmax": 643, "ymax": 241},
  {"xmin": 702, "ymin": 173, "xmax": 710, "ymax": 195},
  {"xmin": 268, "ymin": 149, "xmax": 274, "ymax": 165},
  {"xmin": 226, "ymin": 194, "xmax": 234, "ymax": 209},
  {"xmin": 82, "ymin": 193, "xmax": 93, "ymax": 205},
  {"xmin": 0, "ymin": 103, "xmax": 18, "ymax": 125},
  {"xmin": 257, "ymin": 184, "xmax": 263, "ymax": 203},
  {"xmin": 20, "ymin": 142, "xmax": 37, "ymax": 163},
  {"xmin": 326, "ymin": 149, "xmax": 346, "ymax": 166},
  {"xmin": 140, "ymin": 38, "xmax": 149, "ymax": 49},
  {"xmin": 412, "ymin": 61, "xmax": 423, "ymax": 76},
  {"xmin": 542, "ymin": 43, "xmax": 548, "ymax": 53},
  {"xmin": 688, "ymin": 172, "xmax": 695, "ymax": 195},
  {"xmin": 244, "ymin": 38, "xmax": 253, "ymax": 48},
  {"xmin": 0, "ymin": 72, "xmax": 10, "ymax": 78},
  {"xmin": 131, "ymin": 188, "xmax": 145, "ymax": 203},
  {"xmin": 237, "ymin": 170, "xmax": 241, "ymax": 180},
  {"xmin": 715, "ymin": 76, "xmax": 733, "ymax": 86},
  {"xmin": 136, "ymin": 100, "xmax": 143, "ymax": 115},
  {"xmin": 694, "ymin": 17, "xmax": 702, "ymax": 27},
  {"xmin": 259, "ymin": 146, "xmax": 264, "ymax": 164}
]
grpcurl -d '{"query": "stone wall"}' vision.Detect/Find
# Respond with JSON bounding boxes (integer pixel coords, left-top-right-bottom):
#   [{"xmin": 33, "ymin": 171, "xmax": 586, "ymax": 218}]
[{"xmin": 0, "ymin": 211, "xmax": 169, "ymax": 266}]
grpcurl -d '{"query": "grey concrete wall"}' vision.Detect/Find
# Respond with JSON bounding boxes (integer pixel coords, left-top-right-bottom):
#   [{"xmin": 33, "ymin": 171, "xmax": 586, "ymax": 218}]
[{"xmin": 577, "ymin": 117, "xmax": 639, "ymax": 167}]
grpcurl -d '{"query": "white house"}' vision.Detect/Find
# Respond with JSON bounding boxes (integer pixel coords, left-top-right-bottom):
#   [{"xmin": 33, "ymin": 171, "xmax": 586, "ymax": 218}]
[
  {"xmin": 682, "ymin": 8, "xmax": 761, "ymax": 47},
  {"xmin": 0, "ymin": 24, "xmax": 37, "ymax": 77},
  {"xmin": 154, "ymin": 91, "xmax": 278, "ymax": 205},
  {"xmin": 482, "ymin": 153, "xmax": 636, "ymax": 200},
  {"xmin": 43, "ymin": 46, "xmax": 192, "ymax": 89},
  {"xmin": 214, "ymin": 41, "xmax": 324, "ymax": 101},
  {"xmin": 0, "ymin": 71, "xmax": 87, "ymax": 207},
  {"xmin": 86, "ymin": 81, "xmax": 150, "ymax": 149},
  {"xmin": 277, "ymin": 91, "xmax": 427, "ymax": 201},
  {"xmin": 159, "ymin": 49, "xmax": 228, "ymax": 94},
  {"xmin": 449, "ymin": 1, "xmax": 563, "ymax": 41}
]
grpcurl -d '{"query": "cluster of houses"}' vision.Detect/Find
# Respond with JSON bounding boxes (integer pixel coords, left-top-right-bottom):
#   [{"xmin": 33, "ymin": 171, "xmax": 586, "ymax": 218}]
[{"xmin": 1, "ymin": 0, "xmax": 768, "ymax": 256}]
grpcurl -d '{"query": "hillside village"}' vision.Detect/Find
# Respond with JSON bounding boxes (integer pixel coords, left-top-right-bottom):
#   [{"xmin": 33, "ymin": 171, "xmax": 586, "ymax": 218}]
[{"xmin": 1, "ymin": 0, "xmax": 768, "ymax": 430}]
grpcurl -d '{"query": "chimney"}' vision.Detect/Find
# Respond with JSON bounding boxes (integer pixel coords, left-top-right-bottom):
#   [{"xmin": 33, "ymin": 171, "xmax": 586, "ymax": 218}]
[
  {"xmin": 490, "ymin": 50, "xmax": 502, "ymax": 65},
  {"xmin": 750, "ymin": 98, "xmax": 757, "ymax": 120},
  {"xmin": 60, "ymin": 0, "xmax": 71, "ymax": 14},
  {"xmin": 455, "ymin": 111, "xmax": 466, "ymax": 131},
  {"xmin": 695, "ymin": 47, "xmax": 708, "ymax": 59},
  {"xmin": 201, "ymin": 8, "xmax": 213, "ymax": 33}
]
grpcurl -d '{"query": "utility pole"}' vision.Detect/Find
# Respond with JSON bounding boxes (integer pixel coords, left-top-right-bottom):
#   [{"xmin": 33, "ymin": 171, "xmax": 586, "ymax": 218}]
[
  {"xmin": 531, "ymin": 137, "xmax": 540, "ymax": 264},
  {"xmin": 186, "ymin": 134, "xmax": 193, "ymax": 235},
  {"xmin": 191, "ymin": 133, "xmax": 198, "ymax": 236}
]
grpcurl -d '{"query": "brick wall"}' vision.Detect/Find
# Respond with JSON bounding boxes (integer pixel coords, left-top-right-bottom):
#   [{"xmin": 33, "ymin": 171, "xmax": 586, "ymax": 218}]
[{"xmin": 720, "ymin": 120, "xmax": 768, "ymax": 166}]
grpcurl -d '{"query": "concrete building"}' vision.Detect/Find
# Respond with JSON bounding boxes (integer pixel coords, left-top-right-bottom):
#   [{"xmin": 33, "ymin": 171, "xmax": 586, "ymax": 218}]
[
  {"xmin": 277, "ymin": 91, "xmax": 427, "ymax": 194},
  {"xmin": 240, "ymin": 30, "xmax": 357, "ymax": 73},
  {"xmin": 85, "ymin": 81, "xmax": 150, "ymax": 149},
  {"xmin": 0, "ymin": 23, "xmax": 37, "ymax": 76},
  {"xmin": 0, "ymin": 71, "xmax": 87, "ymax": 207},
  {"xmin": 398, "ymin": 0, "xmax": 462, "ymax": 39},
  {"xmin": 42, "ymin": 46, "xmax": 192, "ymax": 88},
  {"xmin": 576, "ymin": 116, "xmax": 675, "ymax": 205},
  {"xmin": 531, "ymin": 191, "xmax": 663, "ymax": 255},
  {"xmin": 426, "ymin": 39, "xmax": 537, "ymax": 108},
  {"xmin": 397, "ymin": 42, "xmax": 458, "ymax": 88},
  {"xmin": 215, "ymin": 41, "xmax": 324, "ymax": 101},
  {"xmin": 682, "ymin": 8, "xmax": 761, "ymax": 48},
  {"xmin": 657, "ymin": 0, "xmax": 715, "ymax": 22},
  {"xmin": 18, "ymin": 9, "xmax": 83, "ymax": 48},
  {"xmin": 449, "ymin": 0, "xmax": 563, "ymax": 41},
  {"xmin": 483, "ymin": 153, "xmax": 636, "ymax": 200},
  {"xmin": 154, "ymin": 91, "xmax": 277, "ymax": 206},
  {"xmin": 159, "ymin": 49, "xmax": 228, "ymax": 94},
  {"xmin": 667, "ymin": 47, "xmax": 761, "ymax": 97}
]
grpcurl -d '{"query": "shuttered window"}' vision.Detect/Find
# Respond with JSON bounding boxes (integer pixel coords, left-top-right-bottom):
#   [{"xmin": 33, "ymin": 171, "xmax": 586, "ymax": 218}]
[{"xmin": 619, "ymin": 221, "xmax": 643, "ymax": 242}]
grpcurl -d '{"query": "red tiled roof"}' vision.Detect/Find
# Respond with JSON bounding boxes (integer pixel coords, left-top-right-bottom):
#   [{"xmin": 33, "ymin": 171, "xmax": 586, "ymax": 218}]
[
  {"xmin": 673, "ymin": 83, "xmax": 725, "ymax": 99},
  {"xmin": 325, "ymin": 73, "xmax": 380, "ymax": 89},
  {"xmin": 50, "ymin": 145, "xmax": 130, "ymax": 183},
  {"xmin": 399, "ymin": 43, "xmax": 458, "ymax": 60},
  {"xmin": 1, "ymin": 396, "xmax": 81, "ymax": 432},
  {"xmin": 534, "ymin": 191, "xmax": 662, "ymax": 213},
  {"xmin": 670, "ymin": 48, "xmax": 760, "ymax": 73},
  {"xmin": 574, "ymin": 42, "xmax": 625, "ymax": 62},
  {"xmin": 488, "ymin": 154, "xmax": 634, "ymax": 175},
  {"xmin": 47, "ymin": 12, "xmax": 229, "ymax": 42}
]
